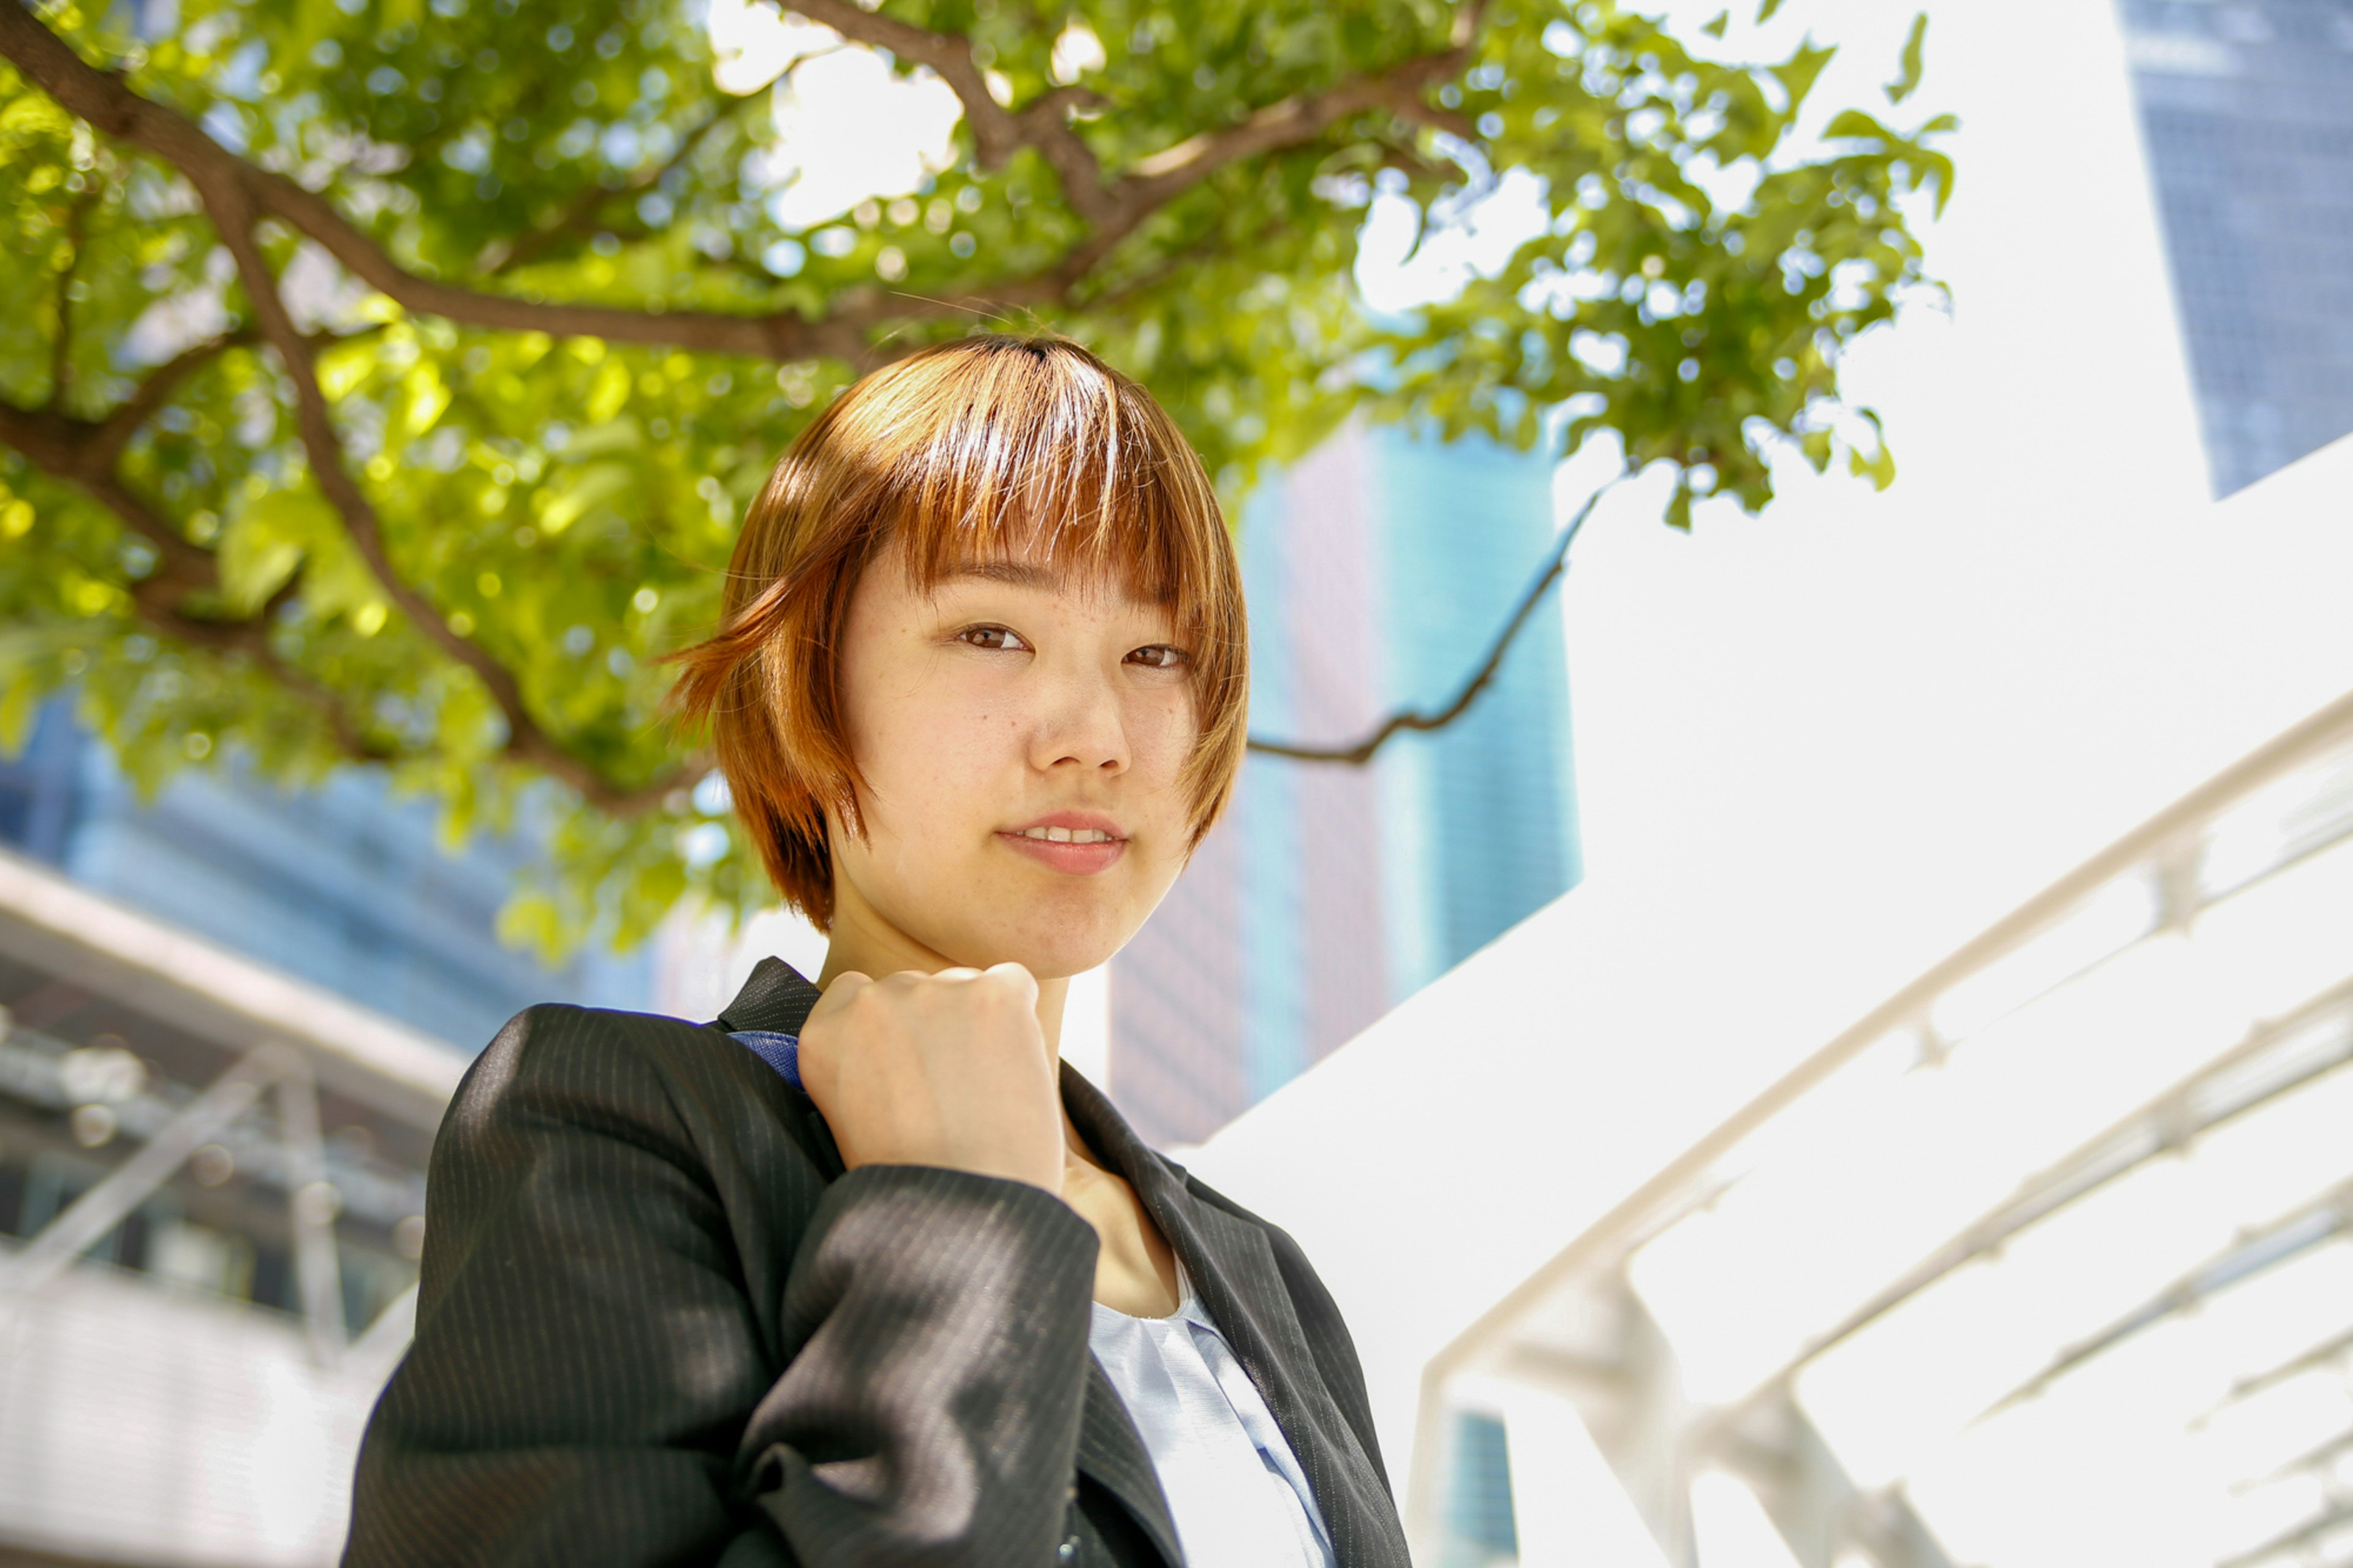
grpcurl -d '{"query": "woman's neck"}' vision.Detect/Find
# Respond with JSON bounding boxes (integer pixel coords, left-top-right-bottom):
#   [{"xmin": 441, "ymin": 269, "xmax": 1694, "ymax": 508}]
[{"xmin": 816, "ymin": 885, "xmax": 1072, "ymax": 1059}]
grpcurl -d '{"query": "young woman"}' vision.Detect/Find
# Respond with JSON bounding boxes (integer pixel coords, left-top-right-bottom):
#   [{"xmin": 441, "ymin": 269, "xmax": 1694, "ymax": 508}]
[{"xmin": 344, "ymin": 336, "xmax": 1408, "ymax": 1567}]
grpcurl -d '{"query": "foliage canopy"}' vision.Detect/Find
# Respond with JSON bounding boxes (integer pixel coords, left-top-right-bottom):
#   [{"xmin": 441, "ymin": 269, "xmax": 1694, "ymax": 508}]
[{"xmin": 0, "ymin": 0, "xmax": 1950, "ymax": 956}]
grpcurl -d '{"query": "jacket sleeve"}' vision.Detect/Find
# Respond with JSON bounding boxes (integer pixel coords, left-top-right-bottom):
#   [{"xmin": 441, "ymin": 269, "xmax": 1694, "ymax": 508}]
[{"xmin": 343, "ymin": 1005, "xmax": 1100, "ymax": 1568}]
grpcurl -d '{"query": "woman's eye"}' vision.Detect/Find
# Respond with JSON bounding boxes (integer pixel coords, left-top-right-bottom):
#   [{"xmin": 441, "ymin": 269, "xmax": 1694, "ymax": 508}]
[
  {"xmin": 957, "ymin": 625, "xmax": 1029, "ymax": 652},
  {"xmin": 1126, "ymin": 644, "xmax": 1188, "ymax": 671}
]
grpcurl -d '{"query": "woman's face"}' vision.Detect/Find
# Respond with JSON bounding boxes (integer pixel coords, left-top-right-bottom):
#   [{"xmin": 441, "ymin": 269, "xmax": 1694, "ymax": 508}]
[{"xmin": 827, "ymin": 537, "xmax": 1201, "ymax": 979}]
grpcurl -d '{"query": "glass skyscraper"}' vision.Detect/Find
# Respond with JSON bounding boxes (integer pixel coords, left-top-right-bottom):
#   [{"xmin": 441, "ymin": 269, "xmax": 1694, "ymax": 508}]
[
  {"xmin": 2120, "ymin": 0, "xmax": 2353, "ymax": 494},
  {"xmin": 1108, "ymin": 423, "xmax": 1583, "ymax": 1148}
]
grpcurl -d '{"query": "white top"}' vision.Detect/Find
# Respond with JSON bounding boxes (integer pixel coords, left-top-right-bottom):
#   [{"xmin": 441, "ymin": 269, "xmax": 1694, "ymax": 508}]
[{"xmin": 1087, "ymin": 1259, "xmax": 1338, "ymax": 1568}]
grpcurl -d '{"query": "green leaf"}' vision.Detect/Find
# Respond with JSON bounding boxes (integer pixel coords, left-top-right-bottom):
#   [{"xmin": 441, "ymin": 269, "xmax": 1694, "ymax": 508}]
[
  {"xmin": 585, "ymin": 360, "xmax": 631, "ymax": 425},
  {"xmin": 1822, "ymin": 108, "xmax": 1893, "ymax": 143},
  {"xmin": 219, "ymin": 490, "xmax": 332, "ymax": 614},
  {"xmin": 393, "ymin": 363, "xmax": 452, "ymax": 444},
  {"xmin": 1851, "ymin": 408, "xmax": 1896, "ymax": 489},
  {"xmin": 1665, "ymin": 478, "xmax": 1694, "ymax": 532},
  {"xmin": 1756, "ymin": 0, "xmax": 1787, "ymax": 20},
  {"xmin": 1885, "ymin": 13, "xmax": 1929, "ymax": 105},
  {"xmin": 1703, "ymin": 10, "xmax": 1730, "ymax": 40},
  {"xmin": 537, "ymin": 460, "xmax": 635, "ymax": 537},
  {"xmin": 0, "ymin": 665, "xmax": 39, "ymax": 754},
  {"xmin": 496, "ymin": 889, "xmax": 566, "ymax": 964},
  {"xmin": 1771, "ymin": 41, "xmax": 1838, "ymax": 115}
]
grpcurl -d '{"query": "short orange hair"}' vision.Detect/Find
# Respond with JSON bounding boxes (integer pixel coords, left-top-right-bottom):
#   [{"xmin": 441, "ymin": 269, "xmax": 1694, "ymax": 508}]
[{"xmin": 669, "ymin": 335, "xmax": 1249, "ymax": 931}]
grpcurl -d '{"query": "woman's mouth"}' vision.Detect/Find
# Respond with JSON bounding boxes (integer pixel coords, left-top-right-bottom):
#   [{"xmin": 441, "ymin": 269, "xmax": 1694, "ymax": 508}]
[{"xmin": 998, "ymin": 816, "xmax": 1127, "ymax": 874}]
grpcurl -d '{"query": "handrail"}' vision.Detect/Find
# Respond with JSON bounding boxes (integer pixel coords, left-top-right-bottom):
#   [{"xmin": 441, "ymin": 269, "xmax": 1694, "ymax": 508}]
[{"xmin": 1406, "ymin": 681, "xmax": 2353, "ymax": 1540}]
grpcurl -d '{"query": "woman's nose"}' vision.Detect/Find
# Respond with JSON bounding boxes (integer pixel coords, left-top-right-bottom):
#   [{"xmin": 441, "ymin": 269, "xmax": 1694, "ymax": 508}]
[{"xmin": 1030, "ymin": 665, "xmax": 1130, "ymax": 775}]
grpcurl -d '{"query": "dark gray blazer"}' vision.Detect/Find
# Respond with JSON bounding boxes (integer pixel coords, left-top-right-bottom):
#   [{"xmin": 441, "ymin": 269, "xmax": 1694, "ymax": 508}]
[{"xmin": 344, "ymin": 958, "xmax": 1409, "ymax": 1567}]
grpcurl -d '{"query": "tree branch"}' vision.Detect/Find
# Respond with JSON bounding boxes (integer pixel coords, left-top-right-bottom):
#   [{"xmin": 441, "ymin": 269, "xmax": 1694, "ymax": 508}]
[
  {"xmin": 479, "ymin": 91, "xmax": 769, "ymax": 276},
  {"xmin": 781, "ymin": 0, "xmax": 1117, "ymax": 222},
  {"xmin": 45, "ymin": 182, "xmax": 95, "ymax": 411},
  {"xmin": 0, "ymin": 387, "xmax": 396, "ymax": 763},
  {"xmin": 0, "ymin": 331, "xmax": 670, "ymax": 798},
  {"xmin": 125, "ymin": 574, "xmax": 398, "ymax": 763},
  {"xmin": 91, "ymin": 327, "xmax": 259, "ymax": 468},
  {"xmin": 0, "ymin": 395, "xmax": 216, "ymax": 591},
  {"xmin": 1246, "ymin": 481, "xmax": 1613, "ymax": 765},
  {"xmin": 0, "ymin": 2, "xmax": 868, "ymax": 360},
  {"xmin": 1120, "ymin": 51, "xmax": 1474, "ymax": 218},
  {"xmin": 187, "ymin": 166, "xmax": 682, "ymax": 814},
  {"xmin": 0, "ymin": 1, "xmax": 1483, "ymax": 364}
]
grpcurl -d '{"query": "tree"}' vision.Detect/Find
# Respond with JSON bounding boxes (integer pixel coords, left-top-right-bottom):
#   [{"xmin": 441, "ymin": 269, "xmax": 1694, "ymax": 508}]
[{"xmin": 0, "ymin": 0, "xmax": 1950, "ymax": 956}]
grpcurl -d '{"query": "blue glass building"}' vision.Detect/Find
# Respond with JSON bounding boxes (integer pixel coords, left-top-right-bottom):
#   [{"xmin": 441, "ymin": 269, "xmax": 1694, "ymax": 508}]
[
  {"xmin": 2120, "ymin": 0, "xmax": 2353, "ymax": 494},
  {"xmin": 1109, "ymin": 423, "xmax": 1582, "ymax": 1147}
]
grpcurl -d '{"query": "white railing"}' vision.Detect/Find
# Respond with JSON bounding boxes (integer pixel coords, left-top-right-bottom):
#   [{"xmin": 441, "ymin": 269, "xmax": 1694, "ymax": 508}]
[{"xmin": 1413, "ymin": 687, "xmax": 2353, "ymax": 1568}]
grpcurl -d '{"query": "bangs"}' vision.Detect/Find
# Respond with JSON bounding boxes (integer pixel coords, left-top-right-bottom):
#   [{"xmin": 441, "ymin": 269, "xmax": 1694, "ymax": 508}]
[{"xmin": 862, "ymin": 339, "xmax": 1214, "ymax": 626}]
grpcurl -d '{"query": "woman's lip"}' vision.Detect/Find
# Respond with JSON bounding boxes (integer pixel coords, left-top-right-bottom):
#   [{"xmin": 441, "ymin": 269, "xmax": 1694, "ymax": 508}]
[
  {"xmin": 996, "ymin": 831, "xmax": 1127, "ymax": 876},
  {"xmin": 1006, "ymin": 811, "xmax": 1126, "ymax": 837}
]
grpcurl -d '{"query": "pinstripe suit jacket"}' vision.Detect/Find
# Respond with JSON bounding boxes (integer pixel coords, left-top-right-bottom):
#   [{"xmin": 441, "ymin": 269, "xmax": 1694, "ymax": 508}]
[{"xmin": 344, "ymin": 958, "xmax": 1409, "ymax": 1568}]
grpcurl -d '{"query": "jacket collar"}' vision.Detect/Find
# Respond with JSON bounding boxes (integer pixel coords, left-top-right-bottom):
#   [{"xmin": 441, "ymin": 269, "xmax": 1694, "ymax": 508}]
[{"xmin": 714, "ymin": 956, "xmax": 824, "ymax": 1037}]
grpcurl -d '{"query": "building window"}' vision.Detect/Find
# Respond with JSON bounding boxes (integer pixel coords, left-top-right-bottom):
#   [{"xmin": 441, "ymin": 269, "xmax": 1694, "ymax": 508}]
[{"xmin": 1442, "ymin": 1410, "xmax": 1520, "ymax": 1568}]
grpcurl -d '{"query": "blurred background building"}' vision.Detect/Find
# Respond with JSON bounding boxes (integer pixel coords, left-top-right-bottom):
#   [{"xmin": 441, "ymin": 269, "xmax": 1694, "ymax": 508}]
[
  {"xmin": 0, "ymin": 703, "xmax": 644, "ymax": 1564},
  {"xmin": 1107, "ymin": 424, "xmax": 1583, "ymax": 1148},
  {"xmin": 0, "ymin": 699, "xmax": 651, "ymax": 1050},
  {"xmin": 0, "ymin": 840, "xmax": 458, "ymax": 1566},
  {"xmin": 2121, "ymin": 0, "xmax": 2353, "ymax": 495}
]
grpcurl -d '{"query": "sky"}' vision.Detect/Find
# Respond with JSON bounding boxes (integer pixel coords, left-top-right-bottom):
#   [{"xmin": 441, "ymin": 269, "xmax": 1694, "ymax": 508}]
[{"xmin": 705, "ymin": 0, "xmax": 964, "ymax": 231}]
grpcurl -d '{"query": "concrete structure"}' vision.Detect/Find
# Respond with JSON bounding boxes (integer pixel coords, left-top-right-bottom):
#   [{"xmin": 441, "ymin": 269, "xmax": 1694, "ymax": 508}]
[
  {"xmin": 1185, "ymin": 2, "xmax": 2353, "ymax": 1561},
  {"xmin": 0, "ymin": 846, "xmax": 459, "ymax": 1567},
  {"xmin": 0, "ymin": 705, "xmax": 647, "ymax": 1566},
  {"xmin": 1108, "ymin": 424, "xmax": 1583, "ymax": 1148},
  {"xmin": 1406, "ymin": 684, "xmax": 2353, "ymax": 1566}
]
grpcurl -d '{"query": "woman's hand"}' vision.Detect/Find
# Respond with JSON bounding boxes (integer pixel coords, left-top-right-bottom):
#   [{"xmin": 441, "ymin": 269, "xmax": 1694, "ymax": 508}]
[{"xmin": 796, "ymin": 963, "xmax": 1065, "ymax": 1192}]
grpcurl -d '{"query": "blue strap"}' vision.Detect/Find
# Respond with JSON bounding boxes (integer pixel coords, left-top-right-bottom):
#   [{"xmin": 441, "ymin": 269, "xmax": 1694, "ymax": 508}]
[{"xmin": 730, "ymin": 1030, "xmax": 803, "ymax": 1092}]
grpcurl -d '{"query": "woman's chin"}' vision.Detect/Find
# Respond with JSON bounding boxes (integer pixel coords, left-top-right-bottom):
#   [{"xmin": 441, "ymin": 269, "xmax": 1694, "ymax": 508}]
[{"xmin": 957, "ymin": 911, "xmax": 1134, "ymax": 982}]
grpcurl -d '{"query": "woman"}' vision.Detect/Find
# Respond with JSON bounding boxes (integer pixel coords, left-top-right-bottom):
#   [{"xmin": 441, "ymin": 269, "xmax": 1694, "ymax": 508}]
[{"xmin": 344, "ymin": 336, "xmax": 1408, "ymax": 1567}]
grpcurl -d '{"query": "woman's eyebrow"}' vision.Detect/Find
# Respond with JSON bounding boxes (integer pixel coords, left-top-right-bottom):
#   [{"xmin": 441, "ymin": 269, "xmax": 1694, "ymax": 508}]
[{"xmin": 944, "ymin": 559, "xmax": 1059, "ymax": 590}]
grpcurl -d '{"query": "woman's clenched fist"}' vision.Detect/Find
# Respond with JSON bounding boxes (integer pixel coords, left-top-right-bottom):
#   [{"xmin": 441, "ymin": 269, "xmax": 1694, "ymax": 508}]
[{"xmin": 795, "ymin": 964, "xmax": 1065, "ymax": 1192}]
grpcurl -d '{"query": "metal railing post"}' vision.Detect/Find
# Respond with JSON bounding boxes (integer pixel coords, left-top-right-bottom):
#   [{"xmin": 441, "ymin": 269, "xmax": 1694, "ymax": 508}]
[
  {"xmin": 0, "ymin": 1039, "xmax": 299, "ymax": 1303},
  {"xmin": 275, "ymin": 1061, "xmax": 349, "ymax": 1367}
]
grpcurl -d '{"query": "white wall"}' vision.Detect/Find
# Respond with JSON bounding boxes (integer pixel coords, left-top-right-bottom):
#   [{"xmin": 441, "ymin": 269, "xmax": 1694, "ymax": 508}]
[
  {"xmin": 0, "ymin": 1252, "xmax": 384, "ymax": 1567},
  {"xmin": 1186, "ymin": 0, "xmax": 2353, "ymax": 1493}
]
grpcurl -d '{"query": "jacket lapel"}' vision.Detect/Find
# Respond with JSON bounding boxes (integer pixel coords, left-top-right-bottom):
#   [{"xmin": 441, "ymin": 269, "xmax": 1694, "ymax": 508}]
[
  {"xmin": 1077, "ymin": 1358, "xmax": 1187, "ymax": 1568},
  {"xmin": 1063, "ymin": 1066, "xmax": 1410, "ymax": 1568}
]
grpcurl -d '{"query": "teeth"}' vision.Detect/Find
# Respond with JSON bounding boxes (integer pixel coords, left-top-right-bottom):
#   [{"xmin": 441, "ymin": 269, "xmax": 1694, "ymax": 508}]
[{"xmin": 1018, "ymin": 826, "xmax": 1113, "ymax": 844}]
